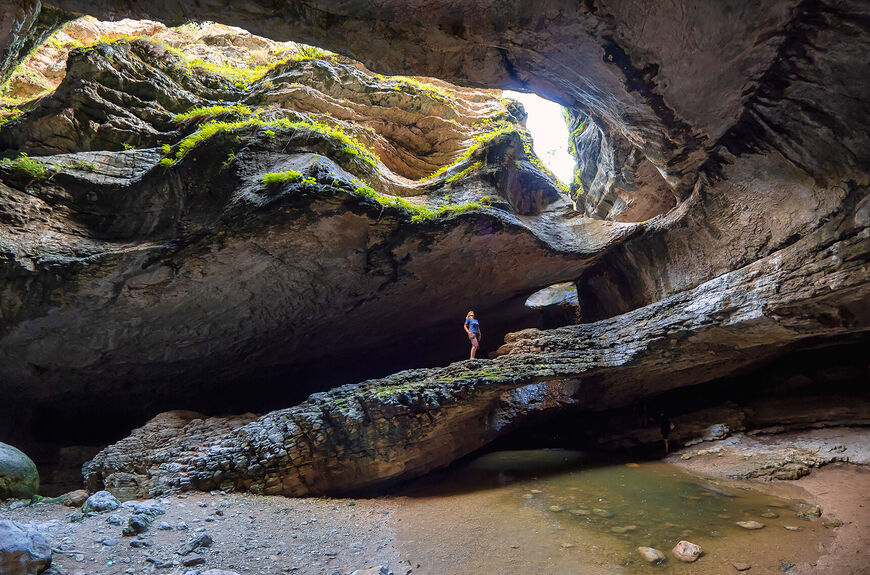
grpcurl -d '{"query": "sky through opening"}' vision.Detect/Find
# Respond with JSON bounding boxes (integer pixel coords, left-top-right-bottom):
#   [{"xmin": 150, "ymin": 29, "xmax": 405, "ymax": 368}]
[{"xmin": 502, "ymin": 90, "xmax": 575, "ymax": 185}]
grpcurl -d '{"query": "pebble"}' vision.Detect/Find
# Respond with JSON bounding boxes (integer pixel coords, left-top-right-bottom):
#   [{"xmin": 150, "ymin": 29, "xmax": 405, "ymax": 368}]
[
  {"xmin": 129, "ymin": 539, "xmax": 151, "ymax": 548},
  {"xmin": 637, "ymin": 546, "xmax": 666, "ymax": 564},
  {"xmin": 732, "ymin": 562, "xmax": 752, "ymax": 571},
  {"xmin": 736, "ymin": 521, "xmax": 765, "ymax": 530},
  {"xmin": 548, "ymin": 505, "xmax": 564, "ymax": 512},
  {"xmin": 107, "ymin": 515, "xmax": 123, "ymax": 526},
  {"xmin": 158, "ymin": 521, "xmax": 173, "ymax": 530},
  {"xmin": 177, "ymin": 522, "xmax": 189, "ymax": 530},
  {"xmin": 783, "ymin": 525, "xmax": 803, "ymax": 531},
  {"xmin": 182, "ymin": 555, "xmax": 206, "ymax": 566},
  {"xmin": 672, "ymin": 540, "xmax": 703, "ymax": 562},
  {"xmin": 760, "ymin": 512, "xmax": 779, "ymax": 518},
  {"xmin": 569, "ymin": 509, "xmax": 589, "ymax": 516},
  {"xmin": 592, "ymin": 508, "xmax": 613, "ymax": 518},
  {"xmin": 529, "ymin": 490, "xmax": 542, "ymax": 494}
]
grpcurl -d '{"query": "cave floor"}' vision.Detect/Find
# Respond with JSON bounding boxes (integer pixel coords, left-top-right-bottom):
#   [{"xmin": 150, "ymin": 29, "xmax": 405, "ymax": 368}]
[{"xmin": 2, "ymin": 428, "xmax": 869, "ymax": 575}]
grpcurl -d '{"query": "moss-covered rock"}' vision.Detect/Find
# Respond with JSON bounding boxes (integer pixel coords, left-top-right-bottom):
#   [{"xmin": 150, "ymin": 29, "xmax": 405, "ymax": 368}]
[{"xmin": 0, "ymin": 443, "xmax": 39, "ymax": 500}]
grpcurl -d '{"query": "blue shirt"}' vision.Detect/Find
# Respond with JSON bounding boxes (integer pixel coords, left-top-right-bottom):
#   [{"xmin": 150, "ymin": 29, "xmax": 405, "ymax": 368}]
[{"xmin": 465, "ymin": 318, "xmax": 480, "ymax": 334}]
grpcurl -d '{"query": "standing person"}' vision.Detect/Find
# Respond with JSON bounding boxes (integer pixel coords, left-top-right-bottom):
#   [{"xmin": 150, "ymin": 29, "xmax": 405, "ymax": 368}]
[
  {"xmin": 657, "ymin": 411, "xmax": 675, "ymax": 455},
  {"xmin": 464, "ymin": 311, "xmax": 482, "ymax": 359}
]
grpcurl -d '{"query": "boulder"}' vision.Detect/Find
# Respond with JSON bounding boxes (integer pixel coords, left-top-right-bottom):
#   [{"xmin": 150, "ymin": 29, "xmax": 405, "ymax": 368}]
[
  {"xmin": 0, "ymin": 443, "xmax": 39, "ymax": 500},
  {"xmin": 81, "ymin": 490, "xmax": 120, "ymax": 513},
  {"xmin": 672, "ymin": 540, "xmax": 703, "ymax": 563},
  {"xmin": 0, "ymin": 520, "xmax": 52, "ymax": 575}
]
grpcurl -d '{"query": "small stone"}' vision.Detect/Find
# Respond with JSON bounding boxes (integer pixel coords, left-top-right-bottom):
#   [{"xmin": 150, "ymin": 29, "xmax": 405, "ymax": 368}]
[
  {"xmin": 822, "ymin": 519, "xmax": 844, "ymax": 528},
  {"xmin": 107, "ymin": 515, "xmax": 123, "ymax": 526},
  {"xmin": 123, "ymin": 514, "xmax": 152, "ymax": 536},
  {"xmin": 182, "ymin": 555, "xmax": 206, "ymax": 566},
  {"xmin": 636, "ymin": 546, "xmax": 666, "ymax": 564},
  {"xmin": 549, "ymin": 505, "xmax": 564, "ymax": 512},
  {"xmin": 736, "ymin": 521, "xmax": 765, "ymax": 530},
  {"xmin": 529, "ymin": 489, "xmax": 542, "ymax": 494},
  {"xmin": 795, "ymin": 505, "xmax": 821, "ymax": 519},
  {"xmin": 560, "ymin": 543, "xmax": 575, "ymax": 548},
  {"xmin": 158, "ymin": 521, "xmax": 173, "ymax": 530},
  {"xmin": 63, "ymin": 490, "xmax": 90, "ymax": 508},
  {"xmin": 783, "ymin": 525, "xmax": 802, "ymax": 531},
  {"xmin": 568, "ymin": 509, "xmax": 589, "ymax": 516},
  {"xmin": 623, "ymin": 525, "xmax": 638, "ymax": 532},
  {"xmin": 592, "ymin": 508, "xmax": 613, "ymax": 518},
  {"xmin": 732, "ymin": 562, "xmax": 752, "ymax": 571},
  {"xmin": 176, "ymin": 522, "xmax": 189, "ymax": 530},
  {"xmin": 672, "ymin": 540, "xmax": 703, "ymax": 562},
  {"xmin": 82, "ymin": 491, "xmax": 121, "ymax": 514},
  {"xmin": 177, "ymin": 533, "xmax": 213, "ymax": 555},
  {"xmin": 129, "ymin": 539, "xmax": 151, "ymax": 548},
  {"xmin": 760, "ymin": 512, "xmax": 779, "ymax": 518},
  {"xmin": 101, "ymin": 538, "xmax": 119, "ymax": 546},
  {"xmin": 610, "ymin": 526, "xmax": 627, "ymax": 534}
]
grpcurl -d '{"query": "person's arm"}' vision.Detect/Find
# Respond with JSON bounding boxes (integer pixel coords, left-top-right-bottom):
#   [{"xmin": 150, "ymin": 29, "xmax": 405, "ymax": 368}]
[{"xmin": 464, "ymin": 319, "xmax": 471, "ymax": 335}]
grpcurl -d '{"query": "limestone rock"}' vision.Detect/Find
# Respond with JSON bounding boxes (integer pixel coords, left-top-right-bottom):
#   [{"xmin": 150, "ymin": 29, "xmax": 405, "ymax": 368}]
[
  {"xmin": 672, "ymin": 540, "xmax": 703, "ymax": 563},
  {"xmin": 0, "ymin": 443, "xmax": 39, "ymax": 501},
  {"xmin": 0, "ymin": 520, "xmax": 52, "ymax": 575},
  {"xmin": 81, "ymin": 490, "xmax": 120, "ymax": 513},
  {"xmin": 736, "ymin": 521, "xmax": 765, "ymax": 530},
  {"xmin": 61, "ymin": 490, "xmax": 88, "ymax": 507},
  {"xmin": 636, "ymin": 546, "xmax": 666, "ymax": 565}
]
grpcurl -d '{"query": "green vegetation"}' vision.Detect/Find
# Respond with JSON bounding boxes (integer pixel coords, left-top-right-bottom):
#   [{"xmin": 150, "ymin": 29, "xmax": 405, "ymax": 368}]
[
  {"xmin": 352, "ymin": 183, "xmax": 485, "ymax": 223},
  {"xmin": 428, "ymin": 120, "xmax": 515, "ymax": 179},
  {"xmin": 261, "ymin": 169, "xmax": 303, "ymax": 185},
  {"xmin": 377, "ymin": 75, "xmax": 457, "ymax": 105},
  {"xmin": 162, "ymin": 117, "xmax": 379, "ymax": 167},
  {"xmin": 0, "ymin": 153, "xmax": 51, "ymax": 178},
  {"xmin": 174, "ymin": 104, "xmax": 252, "ymax": 122},
  {"xmin": 160, "ymin": 144, "xmax": 171, "ymax": 154},
  {"xmin": 444, "ymin": 161, "xmax": 482, "ymax": 184},
  {"xmin": 63, "ymin": 159, "xmax": 98, "ymax": 172}
]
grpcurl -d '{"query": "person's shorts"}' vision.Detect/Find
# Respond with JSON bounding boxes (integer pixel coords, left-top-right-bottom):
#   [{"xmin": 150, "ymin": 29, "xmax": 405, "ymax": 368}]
[{"xmin": 469, "ymin": 332, "xmax": 480, "ymax": 344}]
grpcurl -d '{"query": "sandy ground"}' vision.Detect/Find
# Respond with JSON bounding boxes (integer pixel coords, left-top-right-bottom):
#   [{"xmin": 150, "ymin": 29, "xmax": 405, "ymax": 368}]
[{"xmin": 2, "ymin": 432, "xmax": 869, "ymax": 575}]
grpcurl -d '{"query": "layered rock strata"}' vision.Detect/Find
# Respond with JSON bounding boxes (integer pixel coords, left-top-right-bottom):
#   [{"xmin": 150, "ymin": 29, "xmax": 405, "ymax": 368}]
[
  {"xmin": 0, "ymin": 28, "xmax": 616, "ymax": 430},
  {"xmin": 85, "ymin": 196, "xmax": 869, "ymax": 495}
]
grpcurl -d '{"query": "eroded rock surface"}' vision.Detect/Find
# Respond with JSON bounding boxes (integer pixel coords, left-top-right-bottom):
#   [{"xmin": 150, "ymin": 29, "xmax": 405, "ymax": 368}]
[{"xmin": 85, "ymin": 198, "xmax": 869, "ymax": 495}]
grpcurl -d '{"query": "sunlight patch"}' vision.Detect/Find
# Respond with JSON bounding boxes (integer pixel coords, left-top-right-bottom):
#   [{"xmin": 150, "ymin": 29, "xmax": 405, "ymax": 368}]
[{"xmin": 502, "ymin": 90, "xmax": 575, "ymax": 184}]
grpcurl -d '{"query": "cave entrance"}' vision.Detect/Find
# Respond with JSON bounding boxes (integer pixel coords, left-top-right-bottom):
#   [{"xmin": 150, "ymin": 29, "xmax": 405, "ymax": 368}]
[{"xmin": 501, "ymin": 90, "xmax": 575, "ymax": 186}]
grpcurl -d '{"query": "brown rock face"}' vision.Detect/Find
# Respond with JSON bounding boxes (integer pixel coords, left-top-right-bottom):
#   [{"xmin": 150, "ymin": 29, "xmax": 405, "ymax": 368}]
[{"xmin": 0, "ymin": 1, "xmax": 868, "ymax": 494}]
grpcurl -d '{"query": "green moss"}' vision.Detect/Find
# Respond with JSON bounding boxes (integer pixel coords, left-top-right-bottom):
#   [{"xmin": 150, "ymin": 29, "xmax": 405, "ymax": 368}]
[
  {"xmin": 444, "ymin": 161, "xmax": 482, "ymax": 184},
  {"xmin": 353, "ymin": 182, "xmax": 486, "ymax": 223},
  {"xmin": 262, "ymin": 169, "xmax": 303, "ymax": 185},
  {"xmin": 428, "ymin": 120, "xmax": 515, "ymax": 179},
  {"xmin": 174, "ymin": 104, "xmax": 252, "ymax": 122},
  {"xmin": 162, "ymin": 117, "xmax": 379, "ymax": 167}
]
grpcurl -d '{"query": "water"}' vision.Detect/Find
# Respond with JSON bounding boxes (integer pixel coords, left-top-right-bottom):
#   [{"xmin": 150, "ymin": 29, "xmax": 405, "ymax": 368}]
[{"xmin": 395, "ymin": 449, "xmax": 833, "ymax": 574}]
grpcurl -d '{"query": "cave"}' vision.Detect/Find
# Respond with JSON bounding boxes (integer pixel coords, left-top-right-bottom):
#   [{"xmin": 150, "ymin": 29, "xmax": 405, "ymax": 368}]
[{"xmin": 1, "ymin": 2, "xmax": 868, "ymax": 574}]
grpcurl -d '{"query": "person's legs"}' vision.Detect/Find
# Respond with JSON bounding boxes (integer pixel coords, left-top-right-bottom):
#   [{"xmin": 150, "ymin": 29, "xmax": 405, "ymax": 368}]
[{"xmin": 470, "ymin": 335, "xmax": 479, "ymax": 359}]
